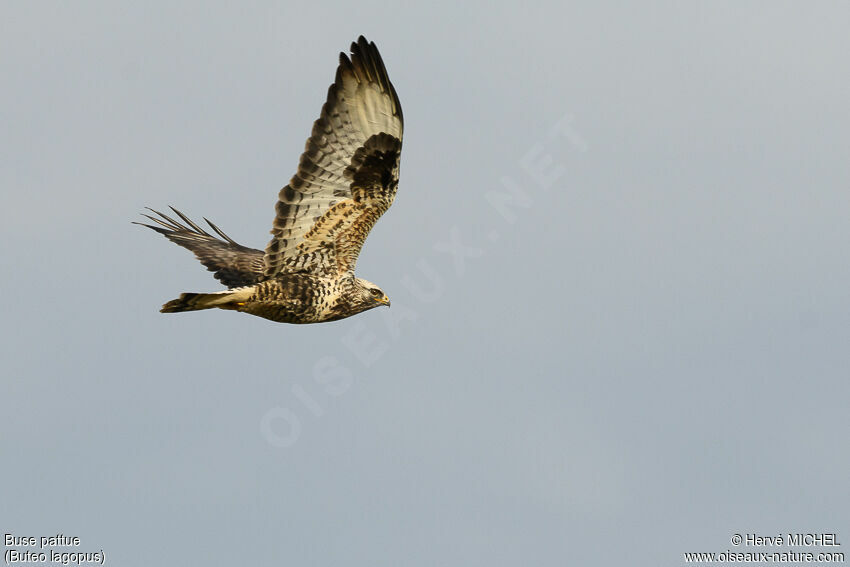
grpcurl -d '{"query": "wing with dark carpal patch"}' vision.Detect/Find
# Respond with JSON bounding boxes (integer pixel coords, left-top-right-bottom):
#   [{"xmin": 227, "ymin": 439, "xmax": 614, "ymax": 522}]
[
  {"xmin": 264, "ymin": 35, "xmax": 403, "ymax": 277},
  {"xmin": 135, "ymin": 208, "xmax": 266, "ymax": 288}
]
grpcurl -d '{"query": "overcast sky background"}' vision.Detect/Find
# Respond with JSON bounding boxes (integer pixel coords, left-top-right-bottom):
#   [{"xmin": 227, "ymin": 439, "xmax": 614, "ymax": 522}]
[{"xmin": 2, "ymin": 2, "xmax": 848, "ymax": 566}]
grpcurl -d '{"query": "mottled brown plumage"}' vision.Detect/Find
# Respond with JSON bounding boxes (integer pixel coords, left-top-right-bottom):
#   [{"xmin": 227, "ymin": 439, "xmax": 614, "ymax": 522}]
[{"xmin": 136, "ymin": 36, "xmax": 403, "ymax": 324}]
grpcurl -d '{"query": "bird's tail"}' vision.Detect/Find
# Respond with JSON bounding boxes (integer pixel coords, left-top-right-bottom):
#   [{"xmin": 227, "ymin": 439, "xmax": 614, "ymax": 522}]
[{"xmin": 160, "ymin": 288, "xmax": 253, "ymax": 313}]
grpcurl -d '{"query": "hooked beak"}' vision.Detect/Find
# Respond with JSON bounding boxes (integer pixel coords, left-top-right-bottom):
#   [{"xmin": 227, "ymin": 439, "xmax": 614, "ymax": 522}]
[{"xmin": 376, "ymin": 295, "xmax": 391, "ymax": 307}]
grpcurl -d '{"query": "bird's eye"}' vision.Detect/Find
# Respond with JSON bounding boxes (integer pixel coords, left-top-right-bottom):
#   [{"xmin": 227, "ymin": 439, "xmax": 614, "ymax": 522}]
[{"xmin": 371, "ymin": 289, "xmax": 383, "ymax": 297}]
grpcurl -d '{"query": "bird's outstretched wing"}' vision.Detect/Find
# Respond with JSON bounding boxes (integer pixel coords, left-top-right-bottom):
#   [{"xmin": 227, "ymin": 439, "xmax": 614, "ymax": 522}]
[
  {"xmin": 135, "ymin": 208, "xmax": 266, "ymax": 288},
  {"xmin": 264, "ymin": 36, "xmax": 404, "ymax": 277}
]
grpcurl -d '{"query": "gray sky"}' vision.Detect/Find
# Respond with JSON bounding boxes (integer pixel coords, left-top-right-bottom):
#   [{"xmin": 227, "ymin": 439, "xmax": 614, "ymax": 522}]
[{"xmin": 2, "ymin": 2, "xmax": 848, "ymax": 566}]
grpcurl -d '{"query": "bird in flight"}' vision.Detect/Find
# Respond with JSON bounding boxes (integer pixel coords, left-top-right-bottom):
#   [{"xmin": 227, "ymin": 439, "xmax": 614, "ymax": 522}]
[{"xmin": 137, "ymin": 36, "xmax": 403, "ymax": 324}]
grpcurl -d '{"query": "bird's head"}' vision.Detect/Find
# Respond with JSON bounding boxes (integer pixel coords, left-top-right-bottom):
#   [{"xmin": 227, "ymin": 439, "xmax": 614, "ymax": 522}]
[{"xmin": 354, "ymin": 278, "xmax": 390, "ymax": 310}]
